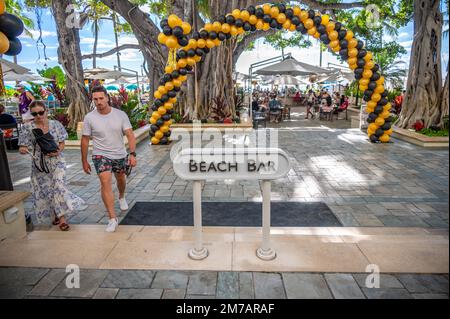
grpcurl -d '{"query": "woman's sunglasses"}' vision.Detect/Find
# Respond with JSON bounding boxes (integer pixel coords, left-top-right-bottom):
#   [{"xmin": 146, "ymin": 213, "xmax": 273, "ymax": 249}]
[{"xmin": 31, "ymin": 111, "xmax": 46, "ymax": 117}]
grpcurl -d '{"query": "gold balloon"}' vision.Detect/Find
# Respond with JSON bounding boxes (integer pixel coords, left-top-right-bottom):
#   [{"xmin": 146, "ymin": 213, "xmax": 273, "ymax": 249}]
[
  {"xmin": 270, "ymin": 6, "xmax": 280, "ymax": 18},
  {"xmin": 194, "ymin": 55, "xmax": 202, "ymax": 62},
  {"xmin": 369, "ymin": 123, "xmax": 379, "ymax": 132},
  {"xmin": 348, "ymin": 57, "xmax": 358, "ymax": 65},
  {"xmin": 300, "ymin": 11, "xmax": 308, "ymax": 22},
  {"xmin": 155, "ymin": 131, "xmax": 164, "ymax": 139},
  {"xmin": 150, "ymin": 117, "xmax": 157, "ymax": 125},
  {"xmin": 158, "ymin": 107, "xmax": 167, "ymax": 115},
  {"xmin": 0, "ymin": 0, "xmax": 5, "ymax": 15},
  {"xmin": 359, "ymin": 84, "xmax": 368, "ymax": 91},
  {"xmin": 375, "ymin": 117, "xmax": 385, "ymax": 126},
  {"xmin": 0, "ymin": 31, "xmax": 10, "ymax": 54},
  {"xmin": 348, "ymin": 38, "xmax": 358, "ymax": 48},
  {"xmin": 230, "ymin": 26, "xmax": 239, "ymax": 36},
  {"xmin": 221, "ymin": 23, "xmax": 231, "ymax": 34},
  {"xmin": 187, "ymin": 58, "xmax": 196, "ymax": 66},
  {"xmin": 240, "ymin": 10, "xmax": 250, "ymax": 21},
  {"xmin": 365, "ymin": 60, "xmax": 375, "ymax": 70},
  {"xmin": 307, "ymin": 26, "xmax": 317, "ymax": 35},
  {"xmin": 263, "ymin": 4, "xmax": 271, "ymax": 15},
  {"xmin": 164, "ymin": 102, "xmax": 174, "ymax": 109},
  {"xmin": 371, "ymin": 93, "xmax": 382, "ymax": 102},
  {"xmin": 326, "ymin": 22, "xmax": 335, "ymax": 32},
  {"xmin": 154, "ymin": 91, "xmax": 162, "ymax": 99},
  {"xmin": 232, "ymin": 9, "xmax": 241, "ymax": 19},
  {"xmin": 293, "ymin": 7, "xmax": 301, "ymax": 16},
  {"xmin": 168, "ymin": 14, "xmax": 182, "ymax": 28},
  {"xmin": 283, "ymin": 20, "xmax": 291, "ymax": 30},
  {"xmin": 165, "ymin": 82, "xmax": 174, "ymax": 91},
  {"xmin": 158, "ymin": 86, "xmax": 167, "ymax": 95},
  {"xmin": 380, "ymin": 134, "xmax": 390, "ymax": 143},
  {"xmin": 213, "ymin": 22, "xmax": 222, "ymax": 32},
  {"xmin": 364, "ymin": 52, "xmax": 373, "ymax": 62},
  {"xmin": 348, "ymin": 48, "xmax": 358, "ymax": 58},
  {"xmin": 158, "ymin": 33, "xmax": 168, "ymax": 45},
  {"xmin": 188, "ymin": 39, "xmax": 197, "ymax": 49},
  {"xmin": 289, "ymin": 24, "xmax": 297, "ymax": 32},
  {"xmin": 152, "ymin": 112, "xmax": 161, "ymax": 120},
  {"xmin": 345, "ymin": 30, "xmax": 354, "ymax": 40},
  {"xmin": 329, "ymin": 40, "xmax": 340, "ymax": 48},
  {"xmin": 160, "ymin": 125, "xmax": 170, "ymax": 133},
  {"xmin": 304, "ymin": 18, "xmax": 314, "ymax": 29},
  {"xmin": 362, "ymin": 69, "xmax": 373, "ymax": 79},
  {"xmin": 367, "ymin": 101, "xmax": 377, "ymax": 109},
  {"xmin": 277, "ymin": 13, "xmax": 287, "ymax": 24},
  {"xmin": 249, "ymin": 15, "xmax": 258, "ymax": 25},
  {"xmin": 165, "ymin": 36, "xmax": 178, "ymax": 49},
  {"xmin": 206, "ymin": 39, "xmax": 215, "ymax": 48},
  {"xmin": 151, "ymin": 137, "xmax": 161, "ymax": 145},
  {"xmin": 256, "ymin": 20, "xmax": 264, "ymax": 30},
  {"xmin": 349, "ymin": 63, "xmax": 357, "ymax": 70},
  {"xmin": 365, "ymin": 107, "xmax": 375, "ymax": 113},
  {"xmin": 374, "ymin": 85, "xmax": 384, "ymax": 94},
  {"xmin": 321, "ymin": 14, "xmax": 330, "ymax": 25},
  {"xmin": 177, "ymin": 59, "xmax": 187, "ymax": 69},
  {"xmin": 263, "ymin": 23, "xmax": 271, "ymax": 31},
  {"xmin": 380, "ymin": 110, "xmax": 391, "ymax": 119},
  {"xmin": 165, "ymin": 66, "xmax": 174, "ymax": 74},
  {"xmin": 197, "ymin": 39, "xmax": 206, "ymax": 48},
  {"xmin": 385, "ymin": 128, "xmax": 393, "ymax": 135},
  {"xmin": 181, "ymin": 22, "xmax": 192, "ymax": 35},
  {"xmin": 329, "ymin": 31, "xmax": 339, "ymax": 41}
]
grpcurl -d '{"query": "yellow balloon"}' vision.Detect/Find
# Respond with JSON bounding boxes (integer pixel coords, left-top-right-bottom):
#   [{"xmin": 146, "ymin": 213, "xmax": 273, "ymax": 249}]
[
  {"xmin": 362, "ymin": 69, "xmax": 373, "ymax": 79},
  {"xmin": 0, "ymin": 0, "xmax": 5, "ymax": 15},
  {"xmin": 164, "ymin": 102, "xmax": 174, "ymax": 109},
  {"xmin": 155, "ymin": 131, "xmax": 164, "ymax": 139},
  {"xmin": 371, "ymin": 93, "xmax": 382, "ymax": 102},
  {"xmin": 345, "ymin": 30, "xmax": 354, "ymax": 41},
  {"xmin": 374, "ymin": 85, "xmax": 384, "ymax": 94},
  {"xmin": 237, "ymin": 27, "xmax": 245, "ymax": 35},
  {"xmin": 365, "ymin": 107, "xmax": 375, "ymax": 114},
  {"xmin": 170, "ymin": 97, "xmax": 177, "ymax": 104},
  {"xmin": 194, "ymin": 55, "xmax": 202, "ymax": 62},
  {"xmin": 165, "ymin": 36, "xmax": 178, "ymax": 49},
  {"xmin": 293, "ymin": 7, "xmax": 301, "ymax": 16},
  {"xmin": 158, "ymin": 86, "xmax": 167, "ymax": 95},
  {"xmin": 348, "ymin": 38, "xmax": 358, "ymax": 48},
  {"xmin": 369, "ymin": 123, "xmax": 379, "ymax": 132},
  {"xmin": 380, "ymin": 110, "xmax": 391, "ymax": 119},
  {"xmin": 0, "ymin": 31, "xmax": 10, "ymax": 54},
  {"xmin": 359, "ymin": 84, "xmax": 368, "ymax": 91},
  {"xmin": 158, "ymin": 107, "xmax": 167, "ymax": 115},
  {"xmin": 221, "ymin": 23, "xmax": 231, "ymax": 34},
  {"xmin": 321, "ymin": 15, "xmax": 330, "ymax": 25},
  {"xmin": 181, "ymin": 22, "xmax": 192, "ymax": 35},
  {"xmin": 349, "ymin": 63, "xmax": 357, "ymax": 70},
  {"xmin": 240, "ymin": 10, "xmax": 250, "ymax": 21},
  {"xmin": 177, "ymin": 59, "xmax": 187, "ymax": 69},
  {"xmin": 160, "ymin": 125, "xmax": 170, "ymax": 133},
  {"xmin": 307, "ymin": 26, "xmax": 317, "ymax": 35},
  {"xmin": 347, "ymin": 57, "xmax": 357, "ymax": 65},
  {"xmin": 164, "ymin": 120, "xmax": 173, "ymax": 126},
  {"xmin": 188, "ymin": 39, "xmax": 197, "ymax": 49},
  {"xmin": 256, "ymin": 20, "xmax": 264, "ymax": 30},
  {"xmin": 263, "ymin": 23, "xmax": 271, "ymax": 31},
  {"xmin": 213, "ymin": 38, "xmax": 221, "ymax": 46},
  {"xmin": 168, "ymin": 14, "xmax": 182, "ymax": 28},
  {"xmin": 364, "ymin": 52, "xmax": 373, "ymax": 62},
  {"xmin": 197, "ymin": 39, "xmax": 206, "ymax": 48},
  {"xmin": 304, "ymin": 18, "xmax": 314, "ymax": 29},
  {"xmin": 150, "ymin": 117, "xmax": 157, "ymax": 125},
  {"xmin": 283, "ymin": 21, "xmax": 291, "ymax": 30},
  {"xmin": 289, "ymin": 24, "xmax": 297, "ymax": 32},
  {"xmin": 375, "ymin": 117, "xmax": 385, "ymax": 126},
  {"xmin": 232, "ymin": 9, "xmax": 241, "ymax": 19},
  {"xmin": 165, "ymin": 82, "xmax": 174, "ymax": 91},
  {"xmin": 367, "ymin": 101, "xmax": 377, "ymax": 108},
  {"xmin": 376, "ymin": 76, "xmax": 385, "ymax": 85},
  {"xmin": 313, "ymin": 32, "xmax": 320, "ymax": 39},
  {"xmin": 154, "ymin": 91, "xmax": 162, "ymax": 99},
  {"xmin": 206, "ymin": 39, "xmax": 215, "ymax": 49},
  {"xmin": 158, "ymin": 33, "xmax": 168, "ymax": 45},
  {"xmin": 300, "ymin": 10, "xmax": 308, "ymax": 22},
  {"xmin": 151, "ymin": 137, "xmax": 161, "ymax": 145},
  {"xmin": 270, "ymin": 6, "xmax": 280, "ymax": 18},
  {"xmin": 263, "ymin": 4, "xmax": 271, "ymax": 15},
  {"xmin": 213, "ymin": 22, "xmax": 222, "ymax": 32},
  {"xmin": 331, "ymin": 45, "xmax": 341, "ymax": 52},
  {"xmin": 326, "ymin": 22, "xmax": 335, "ymax": 32},
  {"xmin": 204, "ymin": 23, "xmax": 213, "ymax": 32},
  {"xmin": 329, "ymin": 31, "xmax": 339, "ymax": 41},
  {"xmin": 383, "ymin": 103, "xmax": 392, "ymax": 111},
  {"xmin": 365, "ymin": 60, "xmax": 376, "ymax": 70},
  {"xmin": 380, "ymin": 134, "xmax": 390, "ymax": 143},
  {"xmin": 152, "ymin": 112, "xmax": 161, "ymax": 120},
  {"xmin": 277, "ymin": 13, "xmax": 287, "ymax": 24},
  {"xmin": 165, "ymin": 66, "xmax": 174, "ymax": 74},
  {"xmin": 187, "ymin": 58, "xmax": 196, "ymax": 66},
  {"xmin": 329, "ymin": 40, "xmax": 340, "ymax": 48},
  {"xmin": 249, "ymin": 15, "xmax": 258, "ymax": 25},
  {"xmin": 230, "ymin": 26, "xmax": 239, "ymax": 36},
  {"xmin": 348, "ymin": 48, "xmax": 358, "ymax": 58},
  {"xmin": 385, "ymin": 128, "xmax": 393, "ymax": 135}
]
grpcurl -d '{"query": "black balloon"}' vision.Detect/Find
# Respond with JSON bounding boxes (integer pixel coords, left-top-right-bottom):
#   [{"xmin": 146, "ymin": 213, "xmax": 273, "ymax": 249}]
[
  {"xmin": 209, "ymin": 31, "xmax": 218, "ymax": 40},
  {"xmin": 355, "ymin": 73, "xmax": 362, "ymax": 80},
  {"xmin": 313, "ymin": 16, "xmax": 322, "ymax": 26},
  {"xmin": 256, "ymin": 8, "xmax": 264, "ymax": 18},
  {"xmin": 200, "ymin": 30, "xmax": 209, "ymax": 39},
  {"xmin": 187, "ymin": 49, "xmax": 196, "ymax": 57},
  {"xmin": 151, "ymin": 125, "xmax": 159, "ymax": 132},
  {"xmin": 160, "ymin": 19, "xmax": 168, "ymax": 28},
  {"xmin": 161, "ymin": 95, "xmax": 169, "ymax": 102},
  {"xmin": 163, "ymin": 26, "xmax": 172, "ymax": 36},
  {"xmin": 151, "ymin": 105, "xmax": 158, "ymax": 112},
  {"xmin": 171, "ymin": 71, "xmax": 180, "ymax": 79},
  {"xmin": 192, "ymin": 31, "xmax": 200, "ymax": 40},
  {"xmin": 235, "ymin": 19, "xmax": 244, "ymax": 28},
  {"xmin": 203, "ymin": 47, "xmax": 211, "ymax": 53},
  {"xmin": 296, "ymin": 23, "xmax": 307, "ymax": 34},
  {"xmin": 354, "ymin": 68, "xmax": 364, "ymax": 76},
  {"xmin": 160, "ymin": 137, "xmax": 169, "ymax": 145},
  {"xmin": 291, "ymin": 16, "xmax": 301, "ymax": 26},
  {"xmin": 168, "ymin": 91, "xmax": 177, "ymax": 98},
  {"xmin": 178, "ymin": 37, "xmax": 189, "ymax": 47},
  {"xmin": 334, "ymin": 22, "xmax": 342, "ymax": 31},
  {"xmin": 251, "ymin": 25, "xmax": 257, "ymax": 32},
  {"xmin": 154, "ymin": 99, "xmax": 163, "ymax": 107},
  {"xmin": 195, "ymin": 49, "xmax": 204, "ymax": 56},
  {"xmin": 167, "ymin": 109, "xmax": 174, "ymax": 115},
  {"xmin": 357, "ymin": 59, "xmax": 366, "ymax": 68},
  {"xmin": 173, "ymin": 86, "xmax": 181, "ymax": 92},
  {"xmin": 317, "ymin": 25, "xmax": 327, "ymax": 34},
  {"xmin": 218, "ymin": 32, "xmax": 227, "ymax": 41},
  {"xmin": 374, "ymin": 106, "xmax": 384, "ymax": 114},
  {"xmin": 308, "ymin": 10, "xmax": 315, "ymax": 19},
  {"xmin": 156, "ymin": 119, "xmax": 164, "ymax": 127},
  {"xmin": 164, "ymin": 131, "xmax": 172, "ymax": 137},
  {"xmin": 285, "ymin": 8, "xmax": 294, "ymax": 19},
  {"xmin": 320, "ymin": 34, "xmax": 330, "ymax": 43},
  {"xmin": 243, "ymin": 22, "xmax": 252, "ymax": 31},
  {"xmin": 179, "ymin": 68, "xmax": 188, "ymax": 75},
  {"xmin": 368, "ymin": 81, "xmax": 377, "ymax": 91},
  {"xmin": 270, "ymin": 19, "xmax": 278, "ymax": 29},
  {"xmin": 375, "ymin": 129, "xmax": 384, "ymax": 137},
  {"xmin": 248, "ymin": 6, "xmax": 256, "ymax": 15},
  {"xmin": 278, "ymin": 3, "xmax": 286, "ymax": 13},
  {"xmin": 178, "ymin": 50, "xmax": 187, "ymax": 59},
  {"xmin": 339, "ymin": 49, "xmax": 349, "ymax": 59},
  {"xmin": 356, "ymin": 40, "xmax": 364, "ymax": 50},
  {"xmin": 162, "ymin": 114, "xmax": 171, "ymax": 121},
  {"xmin": 372, "ymin": 64, "xmax": 380, "ymax": 73},
  {"xmin": 263, "ymin": 14, "xmax": 272, "ymax": 23},
  {"xmin": 371, "ymin": 72, "xmax": 381, "ymax": 82},
  {"xmin": 370, "ymin": 135, "xmax": 379, "ymax": 143},
  {"xmin": 339, "ymin": 39, "xmax": 348, "ymax": 49},
  {"xmin": 218, "ymin": 15, "xmax": 226, "ymax": 24},
  {"xmin": 378, "ymin": 98, "xmax": 388, "ymax": 106},
  {"xmin": 163, "ymin": 74, "xmax": 172, "ymax": 82},
  {"xmin": 382, "ymin": 123, "xmax": 392, "ymax": 131},
  {"xmin": 5, "ymin": 37, "xmax": 22, "ymax": 56},
  {"xmin": 357, "ymin": 49, "xmax": 367, "ymax": 58},
  {"xmin": 173, "ymin": 26, "xmax": 184, "ymax": 38},
  {"xmin": 385, "ymin": 116, "xmax": 394, "ymax": 123},
  {"xmin": 226, "ymin": 15, "xmax": 235, "ymax": 24},
  {"xmin": 225, "ymin": 33, "xmax": 232, "ymax": 39}
]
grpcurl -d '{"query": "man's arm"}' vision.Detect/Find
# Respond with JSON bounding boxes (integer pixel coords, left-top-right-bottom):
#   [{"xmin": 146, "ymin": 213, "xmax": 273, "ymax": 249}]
[
  {"xmin": 26, "ymin": 92, "xmax": 35, "ymax": 101},
  {"xmin": 124, "ymin": 129, "xmax": 137, "ymax": 167},
  {"xmin": 81, "ymin": 135, "xmax": 91, "ymax": 174}
]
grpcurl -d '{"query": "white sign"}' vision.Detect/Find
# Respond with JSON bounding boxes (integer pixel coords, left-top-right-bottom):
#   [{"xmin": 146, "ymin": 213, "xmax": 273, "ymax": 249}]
[{"xmin": 173, "ymin": 148, "xmax": 291, "ymax": 181}]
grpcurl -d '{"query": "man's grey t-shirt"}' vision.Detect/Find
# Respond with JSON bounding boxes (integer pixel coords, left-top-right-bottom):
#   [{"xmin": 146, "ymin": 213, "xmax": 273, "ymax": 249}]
[{"xmin": 82, "ymin": 108, "xmax": 132, "ymax": 159}]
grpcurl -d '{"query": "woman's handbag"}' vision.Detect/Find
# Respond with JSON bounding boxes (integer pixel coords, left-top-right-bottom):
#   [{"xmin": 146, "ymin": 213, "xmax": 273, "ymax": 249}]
[{"xmin": 32, "ymin": 128, "xmax": 59, "ymax": 173}]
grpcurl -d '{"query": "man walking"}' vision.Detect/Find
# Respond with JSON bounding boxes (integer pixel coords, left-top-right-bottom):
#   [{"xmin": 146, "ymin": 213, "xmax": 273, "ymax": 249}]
[{"xmin": 81, "ymin": 86, "xmax": 137, "ymax": 232}]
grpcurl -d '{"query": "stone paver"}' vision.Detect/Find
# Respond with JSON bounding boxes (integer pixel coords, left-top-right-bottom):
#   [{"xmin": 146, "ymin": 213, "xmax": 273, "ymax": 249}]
[
  {"xmin": 101, "ymin": 270, "xmax": 155, "ymax": 289},
  {"xmin": 50, "ymin": 269, "xmax": 109, "ymax": 298},
  {"xmin": 362, "ymin": 288, "xmax": 413, "ymax": 299},
  {"xmin": 239, "ymin": 272, "xmax": 255, "ymax": 299},
  {"xmin": 93, "ymin": 288, "xmax": 119, "ymax": 299},
  {"xmin": 216, "ymin": 272, "xmax": 239, "ymax": 299},
  {"xmin": 186, "ymin": 272, "xmax": 217, "ymax": 296},
  {"xmin": 282, "ymin": 273, "xmax": 332, "ymax": 299},
  {"xmin": 28, "ymin": 269, "xmax": 67, "ymax": 297},
  {"xmin": 324, "ymin": 274, "xmax": 365, "ymax": 299},
  {"xmin": 397, "ymin": 274, "xmax": 449, "ymax": 294},
  {"xmin": 151, "ymin": 271, "xmax": 188, "ymax": 289},
  {"xmin": 353, "ymin": 274, "xmax": 404, "ymax": 289},
  {"xmin": 254, "ymin": 273, "xmax": 286, "ymax": 299},
  {"xmin": 116, "ymin": 288, "xmax": 163, "ymax": 299},
  {"xmin": 162, "ymin": 289, "xmax": 186, "ymax": 299}
]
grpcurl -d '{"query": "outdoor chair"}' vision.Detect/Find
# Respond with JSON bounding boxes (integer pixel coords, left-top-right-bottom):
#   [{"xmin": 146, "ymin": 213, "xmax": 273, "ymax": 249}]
[
  {"xmin": 0, "ymin": 123, "xmax": 20, "ymax": 150},
  {"xmin": 334, "ymin": 101, "xmax": 349, "ymax": 120},
  {"xmin": 253, "ymin": 111, "xmax": 267, "ymax": 129},
  {"xmin": 282, "ymin": 106, "xmax": 291, "ymax": 120}
]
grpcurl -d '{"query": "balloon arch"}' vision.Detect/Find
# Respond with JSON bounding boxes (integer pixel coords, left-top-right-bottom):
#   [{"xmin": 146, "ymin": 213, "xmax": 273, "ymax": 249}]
[{"xmin": 149, "ymin": 3, "xmax": 394, "ymax": 145}]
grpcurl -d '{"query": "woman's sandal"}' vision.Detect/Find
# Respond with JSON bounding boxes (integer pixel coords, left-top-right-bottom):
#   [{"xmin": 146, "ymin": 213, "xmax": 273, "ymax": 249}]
[
  {"xmin": 52, "ymin": 216, "xmax": 60, "ymax": 226},
  {"xmin": 59, "ymin": 223, "xmax": 70, "ymax": 231}
]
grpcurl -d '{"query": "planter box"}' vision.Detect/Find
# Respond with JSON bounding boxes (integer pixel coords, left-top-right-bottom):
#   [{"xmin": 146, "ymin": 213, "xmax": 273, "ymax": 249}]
[
  {"xmin": 65, "ymin": 124, "xmax": 151, "ymax": 150},
  {"xmin": 392, "ymin": 126, "xmax": 449, "ymax": 148},
  {"xmin": 171, "ymin": 122, "xmax": 253, "ymax": 132}
]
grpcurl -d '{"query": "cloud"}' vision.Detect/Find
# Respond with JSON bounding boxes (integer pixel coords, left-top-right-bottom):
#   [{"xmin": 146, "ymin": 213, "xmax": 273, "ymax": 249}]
[
  {"xmin": 118, "ymin": 36, "xmax": 139, "ymax": 45},
  {"xmin": 80, "ymin": 37, "xmax": 114, "ymax": 45},
  {"xmin": 20, "ymin": 30, "xmax": 57, "ymax": 39},
  {"xmin": 400, "ymin": 40, "xmax": 413, "ymax": 48}
]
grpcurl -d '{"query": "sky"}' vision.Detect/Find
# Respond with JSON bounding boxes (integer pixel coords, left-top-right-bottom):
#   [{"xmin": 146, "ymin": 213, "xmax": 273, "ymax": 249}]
[{"xmin": 3, "ymin": 3, "xmax": 449, "ymax": 84}]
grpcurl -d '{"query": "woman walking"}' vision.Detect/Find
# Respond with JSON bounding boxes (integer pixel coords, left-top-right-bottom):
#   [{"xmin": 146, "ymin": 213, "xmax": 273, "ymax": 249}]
[{"xmin": 18, "ymin": 101, "xmax": 86, "ymax": 231}]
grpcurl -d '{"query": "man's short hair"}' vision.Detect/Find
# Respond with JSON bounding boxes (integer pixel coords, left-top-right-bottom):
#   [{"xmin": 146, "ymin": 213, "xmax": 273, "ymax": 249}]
[
  {"xmin": 0, "ymin": 104, "xmax": 5, "ymax": 113},
  {"xmin": 91, "ymin": 86, "xmax": 108, "ymax": 96}
]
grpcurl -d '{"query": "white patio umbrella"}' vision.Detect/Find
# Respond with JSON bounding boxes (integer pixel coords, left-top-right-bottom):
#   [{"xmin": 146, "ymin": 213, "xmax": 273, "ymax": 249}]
[
  {"xmin": 255, "ymin": 56, "xmax": 334, "ymax": 76},
  {"xmin": 87, "ymin": 70, "xmax": 136, "ymax": 80},
  {"xmin": 270, "ymin": 74, "xmax": 307, "ymax": 86},
  {"xmin": 3, "ymin": 72, "xmax": 54, "ymax": 82},
  {"xmin": 106, "ymin": 77, "xmax": 132, "ymax": 85},
  {"xmin": 1, "ymin": 58, "xmax": 31, "ymax": 75}
]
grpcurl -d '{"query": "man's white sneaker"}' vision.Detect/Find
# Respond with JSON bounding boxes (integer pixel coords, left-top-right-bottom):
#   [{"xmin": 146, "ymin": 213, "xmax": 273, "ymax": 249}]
[
  {"xmin": 119, "ymin": 197, "xmax": 129, "ymax": 211},
  {"xmin": 106, "ymin": 218, "xmax": 118, "ymax": 233}
]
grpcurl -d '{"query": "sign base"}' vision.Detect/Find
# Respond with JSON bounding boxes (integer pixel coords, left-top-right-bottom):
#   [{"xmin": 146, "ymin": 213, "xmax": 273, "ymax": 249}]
[
  {"xmin": 188, "ymin": 247, "xmax": 209, "ymax": 260},
  {"xmin": 256, "ymin": 247, "xmax": 277, "ymax": 261}
]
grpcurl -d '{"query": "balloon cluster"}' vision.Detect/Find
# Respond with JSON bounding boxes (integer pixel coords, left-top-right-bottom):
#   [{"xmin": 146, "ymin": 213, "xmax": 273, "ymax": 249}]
[
  {"xmin": 151, "ymin": 3, "xmax": 393, "ymax": 144},
  {"xmin": 0, "ymin": 0, "xmax": 24, "ymax": 56}
]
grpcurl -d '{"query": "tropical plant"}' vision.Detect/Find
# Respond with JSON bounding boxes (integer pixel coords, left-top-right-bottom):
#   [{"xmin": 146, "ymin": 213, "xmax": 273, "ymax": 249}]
[{"xmin": 209, "ymin": 96, "xmax": 232, "ymax": 123}]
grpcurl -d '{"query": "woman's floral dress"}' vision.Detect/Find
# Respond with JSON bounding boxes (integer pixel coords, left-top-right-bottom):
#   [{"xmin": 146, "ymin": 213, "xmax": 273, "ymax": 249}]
[{"xmin": 19, "ymin": 120, "xmax": 87, "ymax": 224}]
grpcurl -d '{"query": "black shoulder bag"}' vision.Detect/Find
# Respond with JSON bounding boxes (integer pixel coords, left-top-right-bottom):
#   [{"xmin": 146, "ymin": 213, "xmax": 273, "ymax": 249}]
[{"xmin": 32, "ymin": 128, "xmax": 59, "ymax": 173}]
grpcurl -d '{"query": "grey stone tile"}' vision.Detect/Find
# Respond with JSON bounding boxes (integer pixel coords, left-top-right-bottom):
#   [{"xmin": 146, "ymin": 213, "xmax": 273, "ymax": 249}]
[
  {"xmin": 116, "ymin": 288, "xmax": 163, "ymax": 299},
  {"xmin": 28, "ymin": 269, "xmax": 67, "ymax": 296},
  {"xmin": 50, "ymin": 269, "xmax": 109, "ymax": 298},
  {"xmin": 0, "ymin": 267, "xmax": 49, "ymax": 286},
  {"xmin": 101, "ymin": 270, "xmax": 154, "ymax": 289},
  {"xmin": 353, "ymin": 274, "xmax": 404, "ymax": 289},
  {"xmin": 239, "ymin": 272, "xmax": 254, "ymax": 299},
  {"xmin": 397, "ymin": 275, "xmax": 449, "ymax": 294},
  {"xmin": 162, "ymin": 289, "xmax": 186, "ymax": 299},
  {"xmin": 282, "ymin": 273, "xmax": 332, "ymax": 299},
  {"xmin": 186, "ymin": 294, "xmax": 215, "ymax": 299},
  {"xmin": 325, "ymin": 274, "xmax": 365, "ymax": 299},
  {"xmin": 254, "ymin": 273, "xmax": 286, "ymax": 299},
  {"xmin": 93, "ymin": 288, "xmax": 119, "ymax": 299},
  {"xmin": 362, "ymin": 288, "xmax": 413, "ymax": 299},
  {"xmin": 0, "ymin": 284, "xmax": 34, "ymax": 299},
  {"xmin": 216, "ymin": 272, "xmax": 239, "ymax": 299},
  {"xmin": 187, "ymin": 272, "xmax": 217, "ymax": 296},
  {"xmin": 151, "ymin": 271, "xmax": 189, "ymax": 289}
]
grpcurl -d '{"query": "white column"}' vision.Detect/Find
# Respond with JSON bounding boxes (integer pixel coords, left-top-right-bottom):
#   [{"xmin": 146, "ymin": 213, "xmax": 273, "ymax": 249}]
[
  {"xmin": 188, "ymin": 180, "xmax": 208, "ymax": 260},
  {"xmin": 257, "ymin": 180, "xmax": 276, "ymax": 261}
]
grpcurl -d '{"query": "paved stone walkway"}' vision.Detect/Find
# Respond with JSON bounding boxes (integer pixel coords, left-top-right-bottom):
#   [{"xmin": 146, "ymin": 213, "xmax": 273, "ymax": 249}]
[
  {"xmin": 7, "ymin": 106, "xmax": 448, "ymax": 228},
  {"xmin": 0, "ymin": 267, "xmax": 447, "ymax": 299}
]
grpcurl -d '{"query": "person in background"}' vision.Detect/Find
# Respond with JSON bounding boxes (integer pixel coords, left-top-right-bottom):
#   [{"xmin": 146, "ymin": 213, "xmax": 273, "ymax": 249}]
[
  {"xmin": 394, "ymin": 90, "xmax": 406, "ymax": 114},
  {"xmin": 0, "ymin": 104, "xmax": 17, "ymax": 125},
  {"xmin": 305, "ymin": 90, "xmax": 316, "ymax": 119},
  {"xmin": 269, "ymin": 94, "xmax": 282, "ymax": 123},
  {"xmin": 16, "ymin": 84, "xmax": 35, "ymax": 116}
]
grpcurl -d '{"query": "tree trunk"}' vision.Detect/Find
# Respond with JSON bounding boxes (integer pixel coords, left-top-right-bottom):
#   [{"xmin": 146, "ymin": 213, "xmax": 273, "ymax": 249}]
[
  {"xmin": 439, "ymin": 66, "xmax": 449, "ymax": 127},
  {"xmin": 398, "ymin": 0, "xmax": 443, "ymax": 129},
  {"xmin": 93, "ymin": 20, "xmax": 98, "ymax": 68},
  {"xmin": 52, "ymin": 0, "xmax": 90, "ymax": 130}
]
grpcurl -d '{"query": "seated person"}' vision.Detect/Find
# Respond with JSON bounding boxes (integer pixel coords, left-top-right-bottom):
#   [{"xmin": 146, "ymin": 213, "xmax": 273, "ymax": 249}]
[
  {"xmin": 268, "ymin": 95, "xmax": 282, "ymax": 123},
  {"xmin": 0, "ymin": 104, "xmax": 17, "ymax": 125},
  {"xmin": 320, "ymin": 95, "xmax": 334, "ymax": 121}
]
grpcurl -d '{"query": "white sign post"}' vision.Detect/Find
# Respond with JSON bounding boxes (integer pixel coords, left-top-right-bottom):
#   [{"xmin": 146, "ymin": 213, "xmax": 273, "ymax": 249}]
[{"xmin": 173, "ymin": 148, "xmax": 291, "ymax": 261}]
